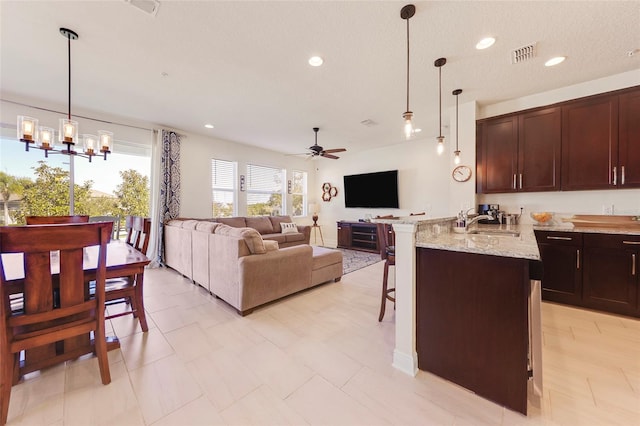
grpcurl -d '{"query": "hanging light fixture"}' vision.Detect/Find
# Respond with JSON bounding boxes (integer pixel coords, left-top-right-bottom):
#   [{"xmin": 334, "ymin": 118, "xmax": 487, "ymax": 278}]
[
  {"xmin": 453, "ymin": 88, "xmax": 462, "ymax": 165},
  {"xmin": 400, "ymin": 4, "xmax": 416, "ymax": 140},
  {"xmin": 17, "ymin": 28, "xmax": 112, "ymax": 162},
  {"xmin": 434, "ymin": 58, "xmax": 446, "ymax": 155}
]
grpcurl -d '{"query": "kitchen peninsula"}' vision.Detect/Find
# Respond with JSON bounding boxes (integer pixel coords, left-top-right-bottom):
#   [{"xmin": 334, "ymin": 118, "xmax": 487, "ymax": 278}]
[{"xmin": 374, "ymin": 217, "xmax": 542, "ymax": 415}]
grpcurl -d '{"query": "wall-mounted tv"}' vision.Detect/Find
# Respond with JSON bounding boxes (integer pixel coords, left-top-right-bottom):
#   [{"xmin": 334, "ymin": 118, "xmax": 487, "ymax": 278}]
[{"xmin": 343, "ymin": 170, "xmax": 399, "ymax": 208}]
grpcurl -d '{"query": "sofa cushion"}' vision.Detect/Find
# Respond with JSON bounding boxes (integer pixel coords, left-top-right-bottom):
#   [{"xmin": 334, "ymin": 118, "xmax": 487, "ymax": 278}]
[
  {"xmin": 217, "ymin": 217, "xmax": 247, "ymax": 228},
  {"xmin": 215, "ymin": 224, "xmax": 266, "ymax": 254},
  {"xmin": 182, "ymin": 220, "xmax": 199, "ymax": 230},
  {"xmin": 166, "ymin": 219, "xmax": 185, "ymax": 227},
  {"xmin": 261, "ymin": 233, "xmax": 286, "ymax": 244},
  {"xmin": 269, "ymin": 215, "xmax": 294, "ymax": 233},
  {"xmin": 264, "ymin": 240, "xmax": 279, "ymax": 252},
  {"xmin": 280, "ymin": 222, "xmax": 298, "ymax": 234},
  {"xmin": 195, "ymin": 221, "xmax": 219, "ymax": 233},
  {"xmin": 245, "ymin": 216, "xmax": 274, "ymax": 234},
  {"xmin": 284, "ymin": 232, "xmax": 305, "ymax": 243}
]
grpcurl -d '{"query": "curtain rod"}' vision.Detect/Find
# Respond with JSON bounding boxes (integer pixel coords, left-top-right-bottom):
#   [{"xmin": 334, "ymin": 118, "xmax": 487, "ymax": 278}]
[{"xmin": 1, "ymin": 98, "xmax": 156, "ymax": 133}]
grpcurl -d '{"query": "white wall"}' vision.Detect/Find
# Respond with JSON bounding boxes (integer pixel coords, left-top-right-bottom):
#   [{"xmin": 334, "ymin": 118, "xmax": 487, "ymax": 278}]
[{"xmin": 178, "ymin": 131, "xmax": 315, "ymax": 222}]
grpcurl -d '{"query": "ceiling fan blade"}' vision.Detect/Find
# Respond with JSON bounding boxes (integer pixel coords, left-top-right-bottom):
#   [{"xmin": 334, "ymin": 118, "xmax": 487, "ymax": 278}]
[
  {"xmin": 286, "ymin": 152, "xmax": 311, "ymax": 157},
  {"xmin": 321, "ymin": 153, "xmax": 339, "ymax": 159},
  {"xmin": 322, "ymin": 148, "xmax": 346, "ymax": 154}
]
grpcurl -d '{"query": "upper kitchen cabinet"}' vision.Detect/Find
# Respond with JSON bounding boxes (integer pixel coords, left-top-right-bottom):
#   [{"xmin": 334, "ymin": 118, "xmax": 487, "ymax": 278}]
[
  {"xmin": 619, "ymin": 87, "xmax": 640, "ymax": 188},
  {"xmin": 477, "ymin": 107, "xmax": 561, "ymax": 194},
  {"xmin": 561, "ymin": 93, "xmax": 619, "ymax": 190}
]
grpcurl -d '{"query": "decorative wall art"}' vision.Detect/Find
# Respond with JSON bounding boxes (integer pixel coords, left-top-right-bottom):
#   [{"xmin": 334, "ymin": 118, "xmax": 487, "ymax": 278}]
[{"xmin": 322, "ymin": 182, "xmax": 338, "ymax": 202}]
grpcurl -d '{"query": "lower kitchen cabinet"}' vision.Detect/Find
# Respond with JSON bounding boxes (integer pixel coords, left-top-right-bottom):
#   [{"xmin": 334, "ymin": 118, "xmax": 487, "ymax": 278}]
[
  {"xmin": 535, "ymin": 230, "xmax": 640, "ymax": 317},
  {"xmin": 583, "ymin": 233, "xmax": 640, "ymax": 317},
  {"xmin": 535, "ymin": 231, "xmax": 582, "ymax": 305}
]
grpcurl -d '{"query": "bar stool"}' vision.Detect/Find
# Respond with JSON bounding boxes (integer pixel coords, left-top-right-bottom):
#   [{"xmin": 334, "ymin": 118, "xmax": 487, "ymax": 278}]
[{"xmin": 376, "ymin": 223, "xmax": 395, "ymax": 321}]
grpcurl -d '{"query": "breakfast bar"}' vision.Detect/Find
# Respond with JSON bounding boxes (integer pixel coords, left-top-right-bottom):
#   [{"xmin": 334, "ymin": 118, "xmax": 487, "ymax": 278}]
[{"xmin": 375, "ymin": 217, "xmax": 542, "ymax": 415}]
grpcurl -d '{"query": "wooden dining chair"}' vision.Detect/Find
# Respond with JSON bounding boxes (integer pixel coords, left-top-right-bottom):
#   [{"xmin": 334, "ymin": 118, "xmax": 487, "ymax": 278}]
[
  {"xmin": 25, "ymin": 215, "xmax": 89, "ymax": 225},
  {"xmin": 0, "ymin": 222, "xmax": 113, "ymax": 425},
  {"xmin": 102, "ymin": 216, "xmax": 151, "ymax": 332},
  {"xmin": 376, "ymin": 223, "xmax": 396, "ymax": 321},
  {"xmin": 89, "ymin": 215, "xmax": 121, "ymax": 240}
]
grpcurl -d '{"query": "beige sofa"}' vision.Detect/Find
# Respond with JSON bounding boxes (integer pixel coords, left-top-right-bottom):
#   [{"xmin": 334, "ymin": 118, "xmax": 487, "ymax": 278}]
[{"xmin": 164, "ymin": 217, "xmax": 342, "ymax": 315}]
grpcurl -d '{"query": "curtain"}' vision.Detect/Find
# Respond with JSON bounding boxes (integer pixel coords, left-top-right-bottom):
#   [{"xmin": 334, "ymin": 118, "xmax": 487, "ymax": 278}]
[
  {"xmin": 155, "ymin": 129, "xmax": 181, "ymax": 265},
  {"xmin": 146, "ymin": 129, "xmax": 162, "ymax": 267}
]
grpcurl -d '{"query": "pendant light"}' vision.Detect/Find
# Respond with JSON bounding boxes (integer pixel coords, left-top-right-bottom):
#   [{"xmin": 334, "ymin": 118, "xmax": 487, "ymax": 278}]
[
  {"xmin": 434, "ymin": 57, "xmax": 446, "ymax": 154},
  {"xmin": 17, "ymin": 28, "xmax": 112, "ymax": 162},
  {"xmin": 453, "ymin": 89, "xmax": 462, "ymax": 165},
  {"xmin": 401, "ymin": 4, "xmax": 416, "ymax": 140}
]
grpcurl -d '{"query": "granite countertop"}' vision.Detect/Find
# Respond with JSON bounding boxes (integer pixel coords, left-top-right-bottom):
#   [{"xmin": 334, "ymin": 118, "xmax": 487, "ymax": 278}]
[
  {"xmin": 416, "ymin": 223, "xmax": 541, "ymax": 261},
  {"xmin": 532, "ymin": 222, "xmax": 640, "ymax": 235}
]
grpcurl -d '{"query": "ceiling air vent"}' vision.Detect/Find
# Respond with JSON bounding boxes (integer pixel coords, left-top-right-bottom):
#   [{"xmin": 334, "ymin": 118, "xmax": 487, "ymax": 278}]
[
  {"xmin": 360, "ymin": 119, "xmax": 378, "ymax": 127},
  {"xmin": 124, "ymin": 0, "xmax": 160, "ymax": 17},
  {"xmin": 511, "ymin": 43, "xmax": 537, "ymax": 64}
]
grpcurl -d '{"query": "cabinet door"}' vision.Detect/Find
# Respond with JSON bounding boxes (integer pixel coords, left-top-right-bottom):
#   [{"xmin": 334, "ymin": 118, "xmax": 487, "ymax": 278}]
[
  {"xmin": 536, "ymin": 231, "xmax": 582, "ymax": 306},
  {"xmin": 480, "ymin": 116, "xmax": 518, "ymax": 193},
  {"xmin": 336, "ymin": 222, "xmax": 351, "ymax": 248},
  {"xmin": 518, "ymin": 107, "xmax": 561, "ymax": 192},
  {"xmin": 619, "ymin": 87, "xmax": 640, "ymax": 188},
  {"xmin": 583, "ymin": 234, "xmax": 638, "ymax": 316},
  {"xmin": 561, "ymin": 94, "xmax": 619, "ymax": 190}
]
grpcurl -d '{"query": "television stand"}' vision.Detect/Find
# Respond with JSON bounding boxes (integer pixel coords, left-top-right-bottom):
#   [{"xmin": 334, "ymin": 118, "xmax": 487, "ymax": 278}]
[{"xmin": 336, "ymin": 221, "xmax": 379, "ymax": 253}]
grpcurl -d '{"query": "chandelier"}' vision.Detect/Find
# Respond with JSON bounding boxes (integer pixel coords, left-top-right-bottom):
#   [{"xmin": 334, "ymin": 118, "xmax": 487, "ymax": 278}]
[{"xmin": 17, "ymin": 28, "xmax": 112, "ymax": 162}]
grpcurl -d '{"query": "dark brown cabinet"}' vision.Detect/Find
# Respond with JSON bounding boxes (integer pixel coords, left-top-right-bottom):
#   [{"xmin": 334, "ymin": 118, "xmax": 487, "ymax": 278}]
[
  {"xmin": 619, "ymin": 87, "xmax": 640, "ymax": 188},
  {"xmin": 535, "ymin": 230, "xmax": 640, "ymax": 318},
  {"xmin": 583, "ymin": 233, "xmax": 640, "ymax": 317},
  {"xmin": 535, "ymin": 231, "xmax": 582, "ymax": 306},
  {"xmin": 477, "ymin": 107, "xmax": 560, "ymax": 193},
  {"xmin": 336, "ymin": 221, "xmax": 379, "ymax": 253},
  {"xmin": 561, "ymin": 93, "xmax": 619, "ymax": 190}
]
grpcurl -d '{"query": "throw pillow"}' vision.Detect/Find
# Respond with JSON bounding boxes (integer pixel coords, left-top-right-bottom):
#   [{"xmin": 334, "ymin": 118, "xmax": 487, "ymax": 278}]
[
  {"xmin": 280, "ymin": 222, "xmax": 298, "ymax": 234},
  {"xmin": 264, "ymin": 240, "xmax": 279, "ymax": 252}
]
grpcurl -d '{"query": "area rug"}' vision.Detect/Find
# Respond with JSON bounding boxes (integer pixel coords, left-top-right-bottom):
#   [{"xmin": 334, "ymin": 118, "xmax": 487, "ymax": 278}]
[{"xmin": 339, "ymin": 248, "xmax": 382, "ymax": 275}]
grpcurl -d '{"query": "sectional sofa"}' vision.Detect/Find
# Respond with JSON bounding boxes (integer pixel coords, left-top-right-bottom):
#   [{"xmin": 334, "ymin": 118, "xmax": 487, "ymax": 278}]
[{"xmin": 163, "ymin": 215, "xmax": 342, "ymax": 315}]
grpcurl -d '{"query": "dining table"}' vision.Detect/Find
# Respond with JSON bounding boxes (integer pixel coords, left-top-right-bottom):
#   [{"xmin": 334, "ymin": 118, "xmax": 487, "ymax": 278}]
[{"xmin": 1, "ymin": 240, "xmax": 150, "ymax": 381}]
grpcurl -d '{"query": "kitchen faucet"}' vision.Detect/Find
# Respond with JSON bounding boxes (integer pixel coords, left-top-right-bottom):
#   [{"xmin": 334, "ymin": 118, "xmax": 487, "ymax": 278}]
[{"xmin": 464, "ymin": 209, "xmax": 494, "ymax": 231}]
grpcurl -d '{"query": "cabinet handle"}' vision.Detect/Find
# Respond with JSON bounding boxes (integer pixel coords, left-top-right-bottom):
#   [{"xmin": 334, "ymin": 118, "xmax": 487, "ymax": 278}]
[
  {"xmin": 519, "ymin": 173, "xmax": 523, "ymax": 189},
  {"xmin": 577, "ymin": 249, "xmax": 580, "ymax": 270},
  {"xmin": 623, "ymin": 241, "xmax": 640, "ymax": 245},
  {"xmin": 621, "ymin": 166, "xmax": 625, "ymax": 186},
  {"xmin": 547, "ymin": 236, "xmax": 572, "ymax": 241},
  {"xmin": 633, "ymin": 254, "xmax": 636, "ymax": 276},
  {"xmin": 513, "ymin": 174, "xmax": 517, "ymax": 190},
  {"xmin": 613, "ymin": 166, "xmax": 617, "ymax": 186}
]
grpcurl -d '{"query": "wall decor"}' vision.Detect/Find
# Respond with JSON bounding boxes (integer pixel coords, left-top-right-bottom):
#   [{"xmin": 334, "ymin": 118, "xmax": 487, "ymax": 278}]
[
  {"xmin": 322, "ymin": 182, "xmax": 336, "ymax": 202},
  {"xmin": 240, "ymin": 175, "xmax": 245, "ymax": 191},
  {"xmin": 287, "ymin": 180, "xmax": 292, "ymax": 194}
]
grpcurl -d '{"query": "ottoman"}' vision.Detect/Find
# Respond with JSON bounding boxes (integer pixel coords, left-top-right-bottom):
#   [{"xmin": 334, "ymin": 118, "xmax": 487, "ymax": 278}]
[{"xmin": 311, "ymin": 246, "xmax": 343, "ymax": 286}]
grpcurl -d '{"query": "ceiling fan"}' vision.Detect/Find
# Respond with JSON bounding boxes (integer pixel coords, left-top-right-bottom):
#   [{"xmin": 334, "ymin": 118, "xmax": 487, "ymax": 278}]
[{"xmin": 296, "ymin": 127, "xmax": 346, "ymax": 160}]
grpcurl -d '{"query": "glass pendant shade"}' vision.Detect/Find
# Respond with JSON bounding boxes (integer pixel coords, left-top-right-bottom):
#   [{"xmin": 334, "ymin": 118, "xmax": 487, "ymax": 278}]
[
  {"xmin": 403, "ymin": 111, "xmax": 414, "ymax": 139},
  {"xmin": 436, "ymin": 135, "xmax": 445, "ymax": 155},
  {"xmin": 98, "ymin": 130, "xmax": 113, "ymax": 153},
  {"xmin": 18, "ymin": 116, "xmax": 38, "ymax": 142},
  {"xmin": 38, "ymin": 127, "xmax": 55, "ymax": 149},
  {"xmin": 59, "ymin": 118, "xmax": 78, "ymax": 143},
  {"xmin": 83, "ymin": 134, "xmax": 98, "ymax": 155},
  {"xmin": 454, "ymin": 150, "xmax": 461, "ymax": 164}
]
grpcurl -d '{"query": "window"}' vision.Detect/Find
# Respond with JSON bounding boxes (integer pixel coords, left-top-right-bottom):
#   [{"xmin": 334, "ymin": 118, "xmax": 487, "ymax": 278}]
[
  {"xmin": 291, "ymin": 170, "xmax": 307, "ymax": 217},
  {"xmin": 246, "ymin": 164, "xmax": 283, "ymax": 216},
  {"xmin": 211, "ymin": 159, "xmax": 237, "ymax": 217}
]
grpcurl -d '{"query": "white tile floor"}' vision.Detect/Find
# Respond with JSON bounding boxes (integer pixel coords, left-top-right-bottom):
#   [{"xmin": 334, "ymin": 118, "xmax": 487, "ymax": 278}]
[{"xmin": 5, "ymin": 261, "xmax": 640, "ymax": 425}]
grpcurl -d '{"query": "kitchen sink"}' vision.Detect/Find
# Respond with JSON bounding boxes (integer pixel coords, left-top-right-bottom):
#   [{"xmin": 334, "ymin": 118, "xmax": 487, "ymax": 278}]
[{"xmin": 467, "ymin": 229, "xmax": 520, "ymax": 237}]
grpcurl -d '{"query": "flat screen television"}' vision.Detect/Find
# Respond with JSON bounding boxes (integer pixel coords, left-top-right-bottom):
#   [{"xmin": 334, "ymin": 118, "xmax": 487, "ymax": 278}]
[{"xmin": 343, "ymin": 170, "xmax": 399, "ymax": 208}]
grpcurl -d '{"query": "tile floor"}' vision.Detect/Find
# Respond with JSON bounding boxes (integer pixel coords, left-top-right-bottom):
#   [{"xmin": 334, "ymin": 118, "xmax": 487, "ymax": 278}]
[{"xmin": 5, "ymin": 261, "xmax": 640, "ymax": 425}]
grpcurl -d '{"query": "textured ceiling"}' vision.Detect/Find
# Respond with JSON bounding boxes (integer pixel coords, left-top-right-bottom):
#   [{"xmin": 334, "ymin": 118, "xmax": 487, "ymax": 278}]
[{"xmin": 1, "ymin": 1, "xmax": 638, "ymax": 156}]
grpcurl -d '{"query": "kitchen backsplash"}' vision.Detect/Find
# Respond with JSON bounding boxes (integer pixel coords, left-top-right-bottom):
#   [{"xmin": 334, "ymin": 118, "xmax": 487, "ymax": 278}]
[{"xmin": 478, "ymin": 188, "xmax": 640, "ymax": 224}]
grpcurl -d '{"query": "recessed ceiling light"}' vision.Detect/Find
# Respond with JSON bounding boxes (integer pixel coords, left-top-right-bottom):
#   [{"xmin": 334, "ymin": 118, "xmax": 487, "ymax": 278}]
[
  {"xmin": 545, "ymin": 56, "xmax": 566, "ymax": 67},
  {"xmin": 204, "ymin": 124, "xmax": 214, "ymax": 129},
  {"xmin": 476, "ymin": 37, "xmax": 496, "ymax": 50},
  {"xmin": 308, "ymin": 56, "xmax": 323, "ymax": 67}
]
